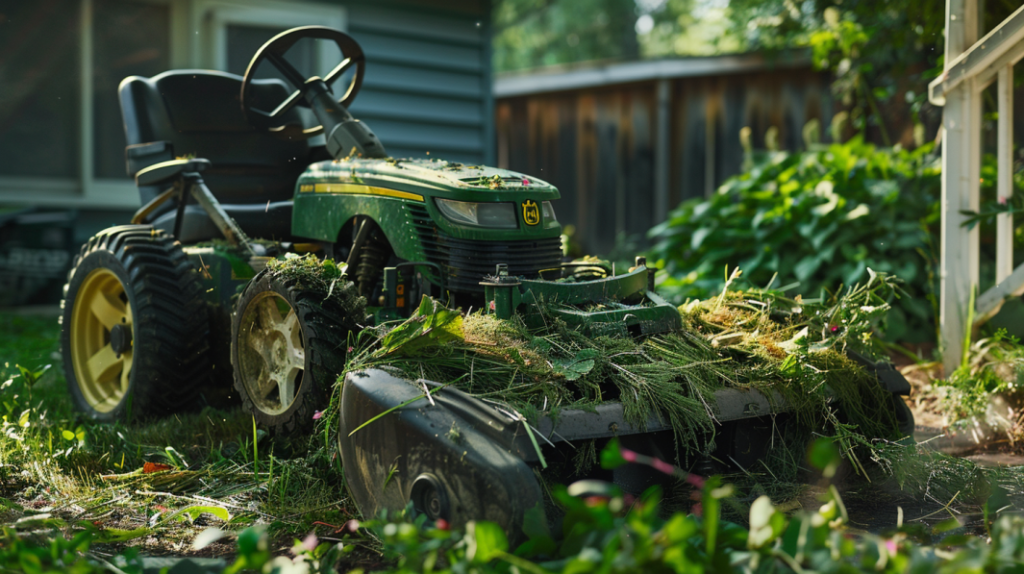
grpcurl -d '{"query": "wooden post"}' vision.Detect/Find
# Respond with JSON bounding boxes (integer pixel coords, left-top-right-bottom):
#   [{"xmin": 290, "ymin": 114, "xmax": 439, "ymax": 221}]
[
  {"xmin": 79, "ymin": 0, "xmax": 93, "ymax": 199},
  {"xmin": 996, "ymin": 64, "xmax": 1014, "ymax": 284},
  {"xmin": 704, "ymin": 95, "xmax": 716, "ymax": 198},
  {"xmin": 941, "ymin": 0, "xmax": 980, "ymax": 373},
  {"xmin": 946, "ymin": 0, "xmax": 978, "ymax": 63},
  {"xmin": 654, "ymin": 79, "xmax": 671, "ymax": 225}
]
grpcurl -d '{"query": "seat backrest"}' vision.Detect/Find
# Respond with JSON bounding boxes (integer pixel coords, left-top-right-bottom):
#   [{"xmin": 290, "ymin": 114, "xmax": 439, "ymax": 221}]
[{"xmin": 119, "ymin": 70, "xmax": 317, "ymax": 206}]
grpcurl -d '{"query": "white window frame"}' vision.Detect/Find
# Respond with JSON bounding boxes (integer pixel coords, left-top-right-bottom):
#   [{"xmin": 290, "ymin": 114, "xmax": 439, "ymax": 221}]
[
  {"xmin": 192, "ymin": 0, "xmax": 346, "ymax": 73},
  {"xmin": 0, "ymin": 0, "xmax": 345, "ymax": 209}
]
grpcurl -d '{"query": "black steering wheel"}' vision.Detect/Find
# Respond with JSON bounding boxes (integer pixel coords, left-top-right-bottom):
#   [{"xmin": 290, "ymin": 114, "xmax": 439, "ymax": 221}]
[{"xmin": 240, "ymin": 26, "xmax": 365, "ymax": 140}]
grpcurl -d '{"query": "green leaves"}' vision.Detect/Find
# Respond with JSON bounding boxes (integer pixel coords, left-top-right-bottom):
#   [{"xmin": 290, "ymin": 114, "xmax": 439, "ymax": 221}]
[
  {"xmin": 599, "ymin": 437, "xmax": 628, "ymax": 470},
  {"xmin": 552, "ymin": 349, "xmax": 599, "ymax": 381},
  {"xmin": 808, "ymin": 437, "xmax": 842, "ymax": 478},
  {"xmin": 61, "ymin": 426, "xmax": 85, "ymax": 443},
  {"xmin": 748, "ymin": 496, "xmax": 787, "ymax": 549},
  {"xmin": 466, "ymin": 521, "xmax": 509, "ymax": 564},
  {"xmin": 649, "ymin": 138, "xmax": 940, "ymax": 343},
  {"xmin": 381, "ymin": 296, "xmax": 464, "ymax": 356},
  {"xmin": 159, "ymin": 504, "xmax": 231, "ymax": 525},
  {"xmin": 15, "ymin": 364, "xmax": 49, "ymax": 387}
]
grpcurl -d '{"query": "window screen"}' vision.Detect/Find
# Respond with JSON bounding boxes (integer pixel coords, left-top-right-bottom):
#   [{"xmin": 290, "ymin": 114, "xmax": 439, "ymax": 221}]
[
  {"xmin": 92, "ymin": 0, "xmax": 170, "ymax": 179},
  {"xmin": 0, "ymin": 1, "xmax": 80, "ymax": 178},
  {"xmin": 227, "ymin": 24, "xmax": 314, "ymax": 79},
  {"xmin": 226, "ymin": 25, "xmax": 348, "ymax": 94}
]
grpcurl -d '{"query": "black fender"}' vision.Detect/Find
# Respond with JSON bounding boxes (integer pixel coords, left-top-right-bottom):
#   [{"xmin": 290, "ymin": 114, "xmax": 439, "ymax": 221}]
[
  {"xmin": 848, "ymin": 351, "xmax": 915, "ymax": 438},
  {"xmin": 338, "ymin": 368, "xmax": 545, "ymax": 541}
]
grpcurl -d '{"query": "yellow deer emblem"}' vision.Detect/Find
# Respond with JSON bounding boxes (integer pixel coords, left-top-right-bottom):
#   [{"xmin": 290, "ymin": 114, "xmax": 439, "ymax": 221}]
[{"xmin": 522, "ymin": 200, "xmax": 540, "ymax": 226}]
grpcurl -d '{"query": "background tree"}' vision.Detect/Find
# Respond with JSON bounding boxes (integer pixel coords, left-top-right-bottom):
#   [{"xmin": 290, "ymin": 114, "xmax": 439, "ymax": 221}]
[
  {"xmin": 493, "ymin": 0, "xmax": 642, "ymax": 72},
  {"xmin": 728, "ymin": 0, "xmax": 1021, "ymax": 147}
]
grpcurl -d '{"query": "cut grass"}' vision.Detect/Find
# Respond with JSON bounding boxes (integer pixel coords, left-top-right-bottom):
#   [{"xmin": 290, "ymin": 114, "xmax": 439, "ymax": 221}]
[
  {"xmin": 0, "ymin": 311, "xmax": 356, "ymax": 558},
  {"xmin": 330, "ymin": 271, "xmax": 907, "ymax": 471},
  {"xmin": 9, "ymin": 266, "xmax": 1024, "ymax": 562}
]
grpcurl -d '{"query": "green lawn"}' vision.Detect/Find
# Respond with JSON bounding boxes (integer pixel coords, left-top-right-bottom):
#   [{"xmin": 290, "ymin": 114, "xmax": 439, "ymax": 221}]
[
  {"xmin": 6, "ymin": 305, "xmax": 1024, "ymax": 573},
  {"xmin": 0, "ymin": 311, "xmax": 362, "ymax": 561}
]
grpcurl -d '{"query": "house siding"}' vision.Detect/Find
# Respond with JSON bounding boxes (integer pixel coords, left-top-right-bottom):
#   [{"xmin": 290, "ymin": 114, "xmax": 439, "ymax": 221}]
[{"xmin": 346, "ymin": 2, "xmax": 493, "ymax": 165}]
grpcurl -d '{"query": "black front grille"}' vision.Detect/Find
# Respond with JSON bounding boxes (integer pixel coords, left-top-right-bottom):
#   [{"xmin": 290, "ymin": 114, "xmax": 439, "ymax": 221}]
[{"xmin": 405, "ymin": 204, "xmax": 563, "ymax": 294}]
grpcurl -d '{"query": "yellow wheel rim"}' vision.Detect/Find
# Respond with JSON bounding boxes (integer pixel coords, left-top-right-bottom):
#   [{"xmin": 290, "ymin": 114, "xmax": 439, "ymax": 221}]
[
  {"xmin": 237, "ymin": 292, "xmax": 305, "ymax": 416},
  {"xmin": 69, "ymin": 268, "xmax": 134, "ymax": 413}
]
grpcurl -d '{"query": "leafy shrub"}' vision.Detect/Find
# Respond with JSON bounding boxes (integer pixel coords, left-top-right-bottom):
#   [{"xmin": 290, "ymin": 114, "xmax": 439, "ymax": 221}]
[{"xmin": 648, "ymin": 138, "xmax": 941, "ymax": 342}]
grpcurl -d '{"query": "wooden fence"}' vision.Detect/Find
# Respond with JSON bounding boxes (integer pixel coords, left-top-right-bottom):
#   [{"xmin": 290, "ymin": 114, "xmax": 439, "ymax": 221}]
[{"xmin": 495, "ymin": 56, "xmax": 831, "ymax": 255}]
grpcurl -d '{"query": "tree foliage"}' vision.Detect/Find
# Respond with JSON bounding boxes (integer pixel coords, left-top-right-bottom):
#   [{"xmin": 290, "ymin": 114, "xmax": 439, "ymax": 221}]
[
  {"xmin": 727, "ymin": 0, "xmax": 946, "ymax": 147},
  {"xmin": 493, "ymin": 0, "xmax": 643, "ymax": 72},
  {"xmin": 493, "ymin": 0, "xmax": 735, "ymax": 73}
]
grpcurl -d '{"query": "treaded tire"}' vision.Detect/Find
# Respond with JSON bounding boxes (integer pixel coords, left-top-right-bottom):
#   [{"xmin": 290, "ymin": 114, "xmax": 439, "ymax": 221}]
[
  {"xmin": 231, "ymin": 268, "xmax": 364, "ymax": 435},
  {"xmin": 60, "ymin": 225, "xmax": 210, "ymax": 421}
]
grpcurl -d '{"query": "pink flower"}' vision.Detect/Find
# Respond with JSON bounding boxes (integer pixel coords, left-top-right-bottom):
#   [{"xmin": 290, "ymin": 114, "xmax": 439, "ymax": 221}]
[
  {"xmin": 522, "ymin": 178, "xmax": 530, "ymax": 186},
  {"xmin": 999, "ymin": 196, "xmax": 1008, "ymax": 205},
  {"xmin": 435, "ymin": 518, "xmax": 450, "ymax": 531},
  {"xmin": 313, "ymin": 411, "xmax": 323, "ymax": 420},
  {"xmin": 621, "ymin": 448, "xmax": 638, "ymax": 463},
  {"xmin": 685, "ymin": 473, "xmax": 706, "ymax": 489},
  {"xmin": 347, "ymin": 346, "xmax": 354, "ymax": 353},
  {"xmin": 830, "ymin": 325, "xmax": 839, "ymax": 333},
  {"xmin": 885, "ymin": 539, "xmax": 897, "ymax": 555},
  {"xmin": 651, "ymin": 457, "xmax": 675, "ymax": 475},
  {"xmin": 342, "ymin": 519, "xmax": 360, "ymax": 533},
  {"xmin": 301, "ymin": 532, "xmax": 318, "ymax": 553}
]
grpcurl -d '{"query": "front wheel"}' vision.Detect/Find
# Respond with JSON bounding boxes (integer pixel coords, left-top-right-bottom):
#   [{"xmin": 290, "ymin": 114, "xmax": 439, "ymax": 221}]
[{"xmin": 231, "ymin": 269, "xmax": 364, "ymax": 435}]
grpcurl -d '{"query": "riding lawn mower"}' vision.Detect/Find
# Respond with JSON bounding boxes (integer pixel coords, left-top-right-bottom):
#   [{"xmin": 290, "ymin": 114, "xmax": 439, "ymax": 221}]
[{"xmin": 59, "ymin": 27, "xmax": 914, "ymax": 540}]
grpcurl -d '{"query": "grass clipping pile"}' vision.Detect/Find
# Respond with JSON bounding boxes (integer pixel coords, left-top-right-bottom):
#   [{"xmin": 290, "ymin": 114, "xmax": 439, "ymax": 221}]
[{"xmin": 339, "ymin": 266, "xmax": 904, "ymax": 459}]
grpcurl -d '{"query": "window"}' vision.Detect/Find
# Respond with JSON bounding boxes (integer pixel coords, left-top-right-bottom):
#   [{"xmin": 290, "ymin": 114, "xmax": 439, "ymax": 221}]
[
  {"xmin": 227, "ymin": 24, "xmax": 316, "ymax": 78},
  {"xmin": 195, "ymin": 0, "xmax": 345, "ymax": 80},
  {"xmin": 0, "ymin": 1, "xmax": 80, "ymax": 178},
  {"xmin": 92, "ymin": 0, "xmax": 171, "ymax": 179},
  {"xmin": 0, "ymin": 0, "xmax": 345, "ymax": 208}
]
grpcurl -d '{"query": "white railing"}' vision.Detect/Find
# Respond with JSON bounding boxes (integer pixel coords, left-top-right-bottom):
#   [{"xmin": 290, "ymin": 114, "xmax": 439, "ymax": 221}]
[{"xmin": 930, "ymin": 1, "xmax": 1024, "ymax": 373}]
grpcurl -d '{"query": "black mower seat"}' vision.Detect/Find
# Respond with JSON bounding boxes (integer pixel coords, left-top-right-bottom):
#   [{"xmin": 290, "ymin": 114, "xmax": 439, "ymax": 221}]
[{"xmin": 119, "ymin": 69, "xmax": 326, "ymax": 241}]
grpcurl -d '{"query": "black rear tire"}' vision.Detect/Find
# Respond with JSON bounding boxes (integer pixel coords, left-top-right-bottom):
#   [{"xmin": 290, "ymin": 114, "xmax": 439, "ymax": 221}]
[
  {"xmin": 231, "ymin": 268, "xmax": 364, "ymax": 435},
  {"xmin": 60, "ymin": 225, "xmax": 209, "ymax": 421}
]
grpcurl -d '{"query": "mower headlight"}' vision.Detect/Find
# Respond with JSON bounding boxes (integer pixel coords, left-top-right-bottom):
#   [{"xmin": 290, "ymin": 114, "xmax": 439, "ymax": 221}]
[
  {"xmin": 542, "ymin": 201, "xmax": 557, "ymax": 223},
  {"xmin": 435, "ymin": 198, "xmax": 518, "ymax": 229}
]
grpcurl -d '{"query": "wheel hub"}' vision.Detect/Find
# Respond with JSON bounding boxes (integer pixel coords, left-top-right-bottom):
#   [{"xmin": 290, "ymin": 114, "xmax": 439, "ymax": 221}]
[
  {"xmin": 110, "ymin": 323, "xmax": 133, "ymax": 355},
  {"xmin": 411, "ymin": 474, "xmax": 450, "ymax": 521},
  {"xmin": 237, "ymin": 292, "xmax": 306, "ymax": 416},
  {"xmin": 69, "ymin": 268, "xmax": 134, "ymax": 413}
]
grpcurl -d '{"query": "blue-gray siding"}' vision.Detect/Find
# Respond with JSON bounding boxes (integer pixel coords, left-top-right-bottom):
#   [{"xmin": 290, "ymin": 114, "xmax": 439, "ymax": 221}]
[{"xmin": 345, "ymin": 2, "xmax": 493, "ymax": 165}]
